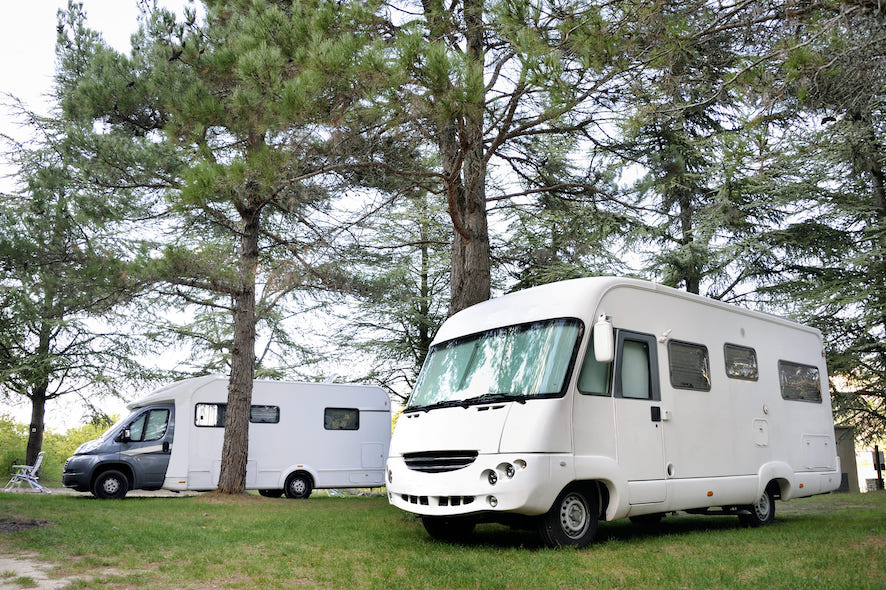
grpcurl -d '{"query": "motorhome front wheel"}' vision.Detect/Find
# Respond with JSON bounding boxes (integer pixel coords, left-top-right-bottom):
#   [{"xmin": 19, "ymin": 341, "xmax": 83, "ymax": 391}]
[{"xmin": 538, "ymin": 485, "xmax": 599, "ymax": 548}]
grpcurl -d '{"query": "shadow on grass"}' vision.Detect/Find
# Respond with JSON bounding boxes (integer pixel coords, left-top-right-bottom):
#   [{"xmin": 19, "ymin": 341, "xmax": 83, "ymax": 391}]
[{"xmin": 429, "ymin": 512, "xmax": 759, "ymax": 550}]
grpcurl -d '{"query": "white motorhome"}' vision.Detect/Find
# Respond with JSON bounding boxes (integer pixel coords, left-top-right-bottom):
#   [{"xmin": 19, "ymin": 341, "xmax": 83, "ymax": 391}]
[
  {"xmin": 63, "ymin": 376, "xmax": 391, "ymax": 499},
  {"xmin": 386, "ymin": 277, "xmax": 841, "ymax": 547}
]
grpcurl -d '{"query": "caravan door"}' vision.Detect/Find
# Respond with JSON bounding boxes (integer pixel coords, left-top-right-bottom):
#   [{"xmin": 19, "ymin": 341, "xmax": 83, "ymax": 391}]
[{"xmin": 613, "ymin": 331, "xmax": 667, "ymax": 504}]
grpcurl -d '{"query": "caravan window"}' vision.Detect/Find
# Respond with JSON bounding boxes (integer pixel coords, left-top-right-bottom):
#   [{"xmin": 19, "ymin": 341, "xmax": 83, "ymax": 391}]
[
  {"xmin": 778, "ymin": 361, "xmax": 822, "ymax": 403},
  {"xmin": 725, "ymin": 344, "xmax": 758, "ymax": 381},
  {"xmin": 668, "ymin": 340, "xmax": 711, "ymax": 391},
  {"xmin": 195, "ymin": 403, "xmax": 282, "ymax": 427},
  {"xmin": 250, "ymin": 405, "xmax": 280, "ymax": 423},
  {"xmin": 614, "ymin": 331, "xmax": 660, "ymax": 401},
  {"xmin": 325, "ymin": 408, "xmax": 359, "ymax": 430}
]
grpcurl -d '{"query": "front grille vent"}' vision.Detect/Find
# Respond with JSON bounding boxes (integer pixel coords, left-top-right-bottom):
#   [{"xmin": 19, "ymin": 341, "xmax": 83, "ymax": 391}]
[{"xmin": 404, "ymin": 450, "xmax": 478, "ymax": 473}]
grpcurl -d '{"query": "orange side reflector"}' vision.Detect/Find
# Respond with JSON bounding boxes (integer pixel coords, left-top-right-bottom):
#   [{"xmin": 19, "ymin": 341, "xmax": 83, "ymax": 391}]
[
  {"xmin": 799, "ymin": 483, "xmax": 804, "ymax": 489},
  {"xmin": 707, "ymin": 491, "xmax": 714, "ymax": 497}
]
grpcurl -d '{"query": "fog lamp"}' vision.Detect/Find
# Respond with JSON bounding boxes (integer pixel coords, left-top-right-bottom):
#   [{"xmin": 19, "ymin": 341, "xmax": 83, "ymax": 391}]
[
  {"xmin": 488, "ymin": 496, "xmax": 498, "ymax": 507},
  {"xmin": 487, "ymin": 470, "xmax": 498, "ymax": 486}
]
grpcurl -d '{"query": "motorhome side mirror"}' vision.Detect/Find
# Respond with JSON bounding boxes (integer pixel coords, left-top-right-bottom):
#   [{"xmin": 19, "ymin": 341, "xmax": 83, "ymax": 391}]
[
  {"xmin": 594, "ymin": 315, "xmax": 615, "ymax": 363},
  {"xmin": 119, "ymin": 428, "xmax": 131, "ymax": 443}
]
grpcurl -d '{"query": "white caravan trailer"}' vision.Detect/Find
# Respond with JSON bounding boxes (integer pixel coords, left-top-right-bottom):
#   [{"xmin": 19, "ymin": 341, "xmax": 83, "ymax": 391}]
[
  {"xmin": 386, "ymin": 277, "xmax": 841, "ymax": 547},
  {"xmin": 63, "ymin": 376, "xmax": 391, "ymax": 499}
]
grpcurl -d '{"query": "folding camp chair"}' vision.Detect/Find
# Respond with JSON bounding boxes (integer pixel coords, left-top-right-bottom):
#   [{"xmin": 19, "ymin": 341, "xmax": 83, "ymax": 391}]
[{"xmin": 3, "ymin": 451, "xmax": 51, "ymax": 493}]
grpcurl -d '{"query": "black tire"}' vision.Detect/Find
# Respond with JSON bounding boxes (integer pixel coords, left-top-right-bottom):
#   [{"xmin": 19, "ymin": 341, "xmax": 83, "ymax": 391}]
[
  {"xmin": 258, "ymin": 489, "xmax": 284, "ymax": 498},
  {"xmin": 538, "ymin": 485, "xmax": 599, "ymax": 548},
  {"xmin": 93, "ymin": 470, "xmax": 129, "ymax": 500},
  {"xmin": 740, "ymin": 486, "xmax": 776, "ymax": 527},
  {"xmin": 421, "ymin": 516, "xmax": 476, "ymax": 543},
  {"xmin": 284, "ymin": 472, "xmax": 313, "ymax": 499}
]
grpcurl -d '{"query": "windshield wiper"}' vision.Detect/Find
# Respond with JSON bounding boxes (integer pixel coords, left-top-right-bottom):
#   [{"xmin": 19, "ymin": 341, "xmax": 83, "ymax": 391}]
[
  {"xmin": 460, "ymin": 393, "xmax": 529, "ymax": 407},
  {"xmin": 407, "ymin": 393, "xmax": 529, "ymax": 413}
]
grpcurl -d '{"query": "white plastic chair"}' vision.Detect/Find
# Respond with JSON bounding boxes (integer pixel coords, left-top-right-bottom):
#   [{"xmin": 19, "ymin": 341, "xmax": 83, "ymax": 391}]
[{"xmin": 3, "ymin": 451, "xmax": 51, "ymax": 493}]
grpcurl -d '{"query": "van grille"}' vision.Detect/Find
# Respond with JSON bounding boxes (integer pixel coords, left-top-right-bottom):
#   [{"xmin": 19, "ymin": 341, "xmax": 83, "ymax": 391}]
[{"xmin": 403, "ymin": 450, "xmax": 478, "ymax": 473}]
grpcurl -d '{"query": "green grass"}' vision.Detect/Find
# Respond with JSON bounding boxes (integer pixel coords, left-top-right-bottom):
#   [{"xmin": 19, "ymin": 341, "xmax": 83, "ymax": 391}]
[{"xmin": 0, "ymin": 491, "xmax": 884, "ymax": 589}]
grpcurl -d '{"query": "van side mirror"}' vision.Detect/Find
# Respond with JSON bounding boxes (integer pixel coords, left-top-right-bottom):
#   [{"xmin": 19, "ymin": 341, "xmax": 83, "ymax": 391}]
[
  {"xmin": 594, "ymin": 315, "xmax": 614, "ymax": 363},
  {"xmin": 119, "ymin": 428, "xmax": 132, "ymax": 443}
]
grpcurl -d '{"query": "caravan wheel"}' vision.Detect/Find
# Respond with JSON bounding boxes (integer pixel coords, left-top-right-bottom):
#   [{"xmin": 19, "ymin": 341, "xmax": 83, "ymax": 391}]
[
  {"xmin": 740, "ymin": 486, "xmax": 776, "ymax": 527},
  {"xmin": 284, "ymin": 472, "xmax": 313, "ymax": 499}
]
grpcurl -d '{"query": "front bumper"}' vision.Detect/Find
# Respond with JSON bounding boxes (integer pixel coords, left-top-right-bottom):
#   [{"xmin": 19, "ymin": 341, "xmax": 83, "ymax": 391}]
[
  {"xmin": 386, "ymin": 453, "xmax": 573, "ymax": 517},
  {"xmin": 61, "ymin": 455, "xmax": 94, "ymax": 491}
]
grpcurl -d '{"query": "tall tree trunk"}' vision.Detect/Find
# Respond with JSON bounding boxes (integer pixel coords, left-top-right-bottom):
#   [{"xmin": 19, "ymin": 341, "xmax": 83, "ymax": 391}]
[
  {"xmin": 26, "ymin": 384, "xmax": 47, "ymax": 467},
  {"xmin": 423, "ymin": 0, "xmax": 491, "ymax": 316},
  {"xmin": 217, "ymin": 201, "xmax": 260, "ymax": 494},
  {"xmin": 677, "ymin": 190, "xmax": 701, "ymax": 295}
]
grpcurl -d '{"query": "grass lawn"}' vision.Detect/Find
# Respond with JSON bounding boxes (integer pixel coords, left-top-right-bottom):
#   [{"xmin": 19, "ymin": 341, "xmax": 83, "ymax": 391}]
[{"xmin": 0, "ymin": 490, "xmax": 884, "ymax": 589}]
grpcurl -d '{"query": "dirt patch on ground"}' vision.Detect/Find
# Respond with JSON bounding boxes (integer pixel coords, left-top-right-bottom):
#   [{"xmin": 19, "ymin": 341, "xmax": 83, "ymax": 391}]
[{"xmin": 0, "ymin": 517, "xmax": 51, "ymax": 534}]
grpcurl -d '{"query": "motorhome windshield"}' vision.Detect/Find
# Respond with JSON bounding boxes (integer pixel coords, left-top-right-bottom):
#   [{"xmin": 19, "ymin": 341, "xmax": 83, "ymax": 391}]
[{"xmin": 407, "ymin": 318, "xmax": 583, "ymax": 411}]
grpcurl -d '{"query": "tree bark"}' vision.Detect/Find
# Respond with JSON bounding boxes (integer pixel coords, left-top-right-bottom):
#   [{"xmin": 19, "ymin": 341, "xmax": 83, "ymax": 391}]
[
  {"xmin": 25, "ymin": 385, "xmax": 47, "ymax": 467},
  {"xmin": 216, "ymin": 200, "xmax": 260, "ymax": 494},
  {"xmin": 423, "ymin": 0, "xmax": 491, "ymax": 316}
]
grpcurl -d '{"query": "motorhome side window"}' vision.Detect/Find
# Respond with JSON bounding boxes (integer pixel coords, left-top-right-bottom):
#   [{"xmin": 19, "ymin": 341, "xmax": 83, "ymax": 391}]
[
  {"xmin": 577, "ymin": 330, "xmax": 611, "ymax": 396},
  {"xmin": 778, "ymin": 361, "xmax": 822, "ymax": 403},
  {"xmin": 194, "ymin": 403, "xmax": 281, "ymax": 427},
  {"xmin": 668, "ymin": 340, "xmax": 711, "ymax": 391},
  {"xmin": 128, "ymin": 409, "xmax": 169, "ymax": 442},
  {"xmin": 615, "ymin": 332, "xmax": 660, "ymax": 401},
  {"xmin": 724, "ymin": 343, "xmax": 759, "ymax": 381},
  {"xmin": 324, "ymin": 408, "xmax": 359, "ymax": 430}
]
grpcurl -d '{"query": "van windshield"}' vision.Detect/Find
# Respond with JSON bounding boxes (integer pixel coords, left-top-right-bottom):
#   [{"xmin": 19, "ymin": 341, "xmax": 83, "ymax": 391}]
[{"xmin": 407, "ymin": 318, "xmax": 583, "ymax": 411}]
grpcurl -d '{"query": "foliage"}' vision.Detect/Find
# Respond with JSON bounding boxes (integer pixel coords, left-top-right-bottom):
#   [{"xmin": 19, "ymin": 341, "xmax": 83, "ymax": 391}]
[{"xmin": 0, "ymin": 414, "xmax": 114, "ymax": 483}]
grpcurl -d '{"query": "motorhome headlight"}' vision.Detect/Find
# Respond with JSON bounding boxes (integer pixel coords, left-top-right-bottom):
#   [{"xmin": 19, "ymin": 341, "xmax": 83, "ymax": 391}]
[
  {"xmin": 387, "ymin": 468, "xmax": 393, "ymax": 484},
  {"xmin": 486, "ymin": 470, "xmax": 498, "ymax": 486},
  {"xmin": 505, "ymin": 464, "xmax": 515, "ymax": 478}
]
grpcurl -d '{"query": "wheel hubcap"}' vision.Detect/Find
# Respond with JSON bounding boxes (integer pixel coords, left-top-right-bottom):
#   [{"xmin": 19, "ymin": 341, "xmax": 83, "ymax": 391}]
[
  {"xmin": 291, "ymin": 479, "xmax": 305, "ymax": 495},
  {"xmin": 104, "ymin": 478, "xmax": 120, "ymax": 494},
  {"xmin": 559, "ymin": 493, "xmax": 590, "ymax": 538},
  {"xmin": 754, "ymin": 493, "xmax": 771, "ymax": 520}
]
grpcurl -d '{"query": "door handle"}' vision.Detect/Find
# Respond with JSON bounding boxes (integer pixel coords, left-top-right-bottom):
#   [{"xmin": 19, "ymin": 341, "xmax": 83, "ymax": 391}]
[
  {"xmin": 162, "ymin": 441, "xmax": 170, "ymax": 453},
  {"xmin": 651, "ymin": 406, "xmax": 661, "ymax": 422}
]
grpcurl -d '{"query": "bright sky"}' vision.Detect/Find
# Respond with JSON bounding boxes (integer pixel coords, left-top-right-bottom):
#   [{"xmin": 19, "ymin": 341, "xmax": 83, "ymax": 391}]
[{"xmin": 0, "ymin": 1, "xmax": 190, "ymax": 431}]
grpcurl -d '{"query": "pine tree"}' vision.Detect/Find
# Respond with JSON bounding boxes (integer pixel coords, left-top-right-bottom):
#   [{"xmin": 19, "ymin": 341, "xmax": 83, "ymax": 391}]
[{"xmin": 54, "ymin": 0, "xmax": 388, "ymax": 493}]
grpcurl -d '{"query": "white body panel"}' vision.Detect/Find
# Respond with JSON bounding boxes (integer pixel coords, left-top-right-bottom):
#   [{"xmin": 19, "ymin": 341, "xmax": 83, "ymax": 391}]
[
  {"xmin": 387, "ymin": 277, "xmax": 840, "ymax": 521},
  {"xmin": 129, "ymin": 376, "xmax": 391, "ymax": 492}
]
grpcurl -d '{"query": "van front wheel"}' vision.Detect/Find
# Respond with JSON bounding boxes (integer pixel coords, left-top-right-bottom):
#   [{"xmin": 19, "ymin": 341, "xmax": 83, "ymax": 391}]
[
  {"xmin": 284, "ymin": 472, "xmax": 313, "ymax": 499},
  {"xmin": 93, "ymin": 470, "xmax": 129, "ymax": 500},
  {"xmin": 538, "ymin": 485, "xmax": 599, "ymax": 548}
]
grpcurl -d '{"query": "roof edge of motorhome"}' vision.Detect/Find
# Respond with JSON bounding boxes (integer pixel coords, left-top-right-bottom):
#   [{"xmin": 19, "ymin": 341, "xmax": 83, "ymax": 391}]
[{"xmin": 432, "ymin": 276, "xmax": 820, "ymax": 345}]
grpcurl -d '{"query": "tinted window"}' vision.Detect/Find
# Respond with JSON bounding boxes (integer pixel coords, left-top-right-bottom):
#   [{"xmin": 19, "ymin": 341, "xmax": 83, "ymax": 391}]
[
  {"xmin": 195, "ymin": 403, "xmax": 281, "ymax": 427},
  {"xmin": 724, "ymin": 344, "xmax": 758, "ymax": 381},
  {"xmin": 668, "ymin": 340, "xmax": 711, "ymax": 391},
  {"xmin": 250, "ymin": 405, "xmax": 280, "ymax": 424},
  {"xmin": 779, "ymin": 361, "xmax": 822, "ymax": 402},
  {"xmin": 324, "ymin": 408, "xmax": 359, "ymax": 430}
]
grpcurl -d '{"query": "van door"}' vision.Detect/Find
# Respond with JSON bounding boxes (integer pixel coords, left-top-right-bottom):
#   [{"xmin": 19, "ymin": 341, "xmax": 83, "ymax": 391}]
[
  {"xmin": 119, "ymin": 405, "xmax": 174, "ymax": 489},
  {"xmin": 613, "ymin": 331, "xmax": 666, "ymax": 504}
]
